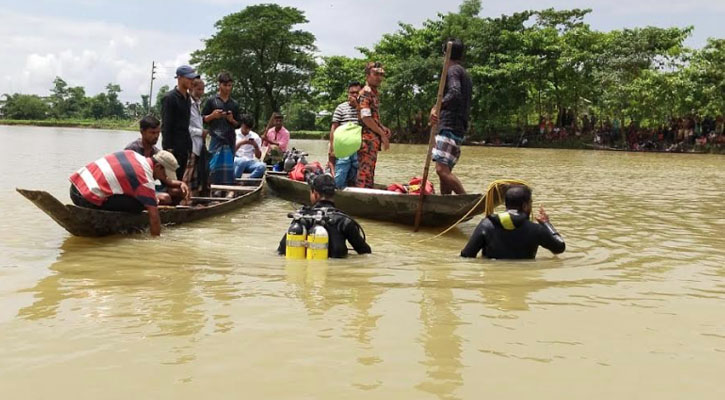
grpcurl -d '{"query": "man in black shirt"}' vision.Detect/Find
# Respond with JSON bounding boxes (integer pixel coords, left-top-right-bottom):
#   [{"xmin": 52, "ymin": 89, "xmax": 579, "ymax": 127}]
[
  {"xmin": 460, "ymin": 185, "xmax": 566, "ymax": 259},
  {"xmin": 202, "ymin": 72, "xmax": 242, "ymax": 185},
  {"xmin": 278, "ymin": 175, "xmax": 371, "ymax": 258},
  {"xmin": 161, "ymin": 65, "xmax": 199, "ymax": 179},
  {"xmin": 429, "ymin": 38, "xmax": 473, "ymax": 195}
]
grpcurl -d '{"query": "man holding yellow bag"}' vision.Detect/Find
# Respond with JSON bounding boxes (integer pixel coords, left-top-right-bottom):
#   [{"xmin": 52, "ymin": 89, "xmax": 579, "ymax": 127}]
[{"xmin": 328, "ymin": 82, "xmax": 363, "ymax": 188}]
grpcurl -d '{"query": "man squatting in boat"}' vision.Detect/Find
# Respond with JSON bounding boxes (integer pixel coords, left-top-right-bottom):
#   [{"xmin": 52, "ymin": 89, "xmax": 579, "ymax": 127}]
[
  {"xmin": 278, "ymin": 174, "xmax": 371, "ymax": 258},
  {"xmin": 460, "ymin": 185, "xmax": 565, "ymax": 259}
]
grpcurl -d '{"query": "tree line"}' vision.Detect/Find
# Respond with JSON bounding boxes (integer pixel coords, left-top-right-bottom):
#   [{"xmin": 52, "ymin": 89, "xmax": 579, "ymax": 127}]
[{"xmin": 2, "ymin": 1, "xmax": 722, "ymax": 142}]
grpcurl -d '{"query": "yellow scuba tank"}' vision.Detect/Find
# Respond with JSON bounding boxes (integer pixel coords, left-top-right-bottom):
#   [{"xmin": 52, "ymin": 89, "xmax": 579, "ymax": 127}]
[
  {"xmin": 306, "ymin": 212, "xmax": 329, "ymax": 260},
  {"xmin": 286, "ymin": 213, "xmax": 307, "ymax": 259}
]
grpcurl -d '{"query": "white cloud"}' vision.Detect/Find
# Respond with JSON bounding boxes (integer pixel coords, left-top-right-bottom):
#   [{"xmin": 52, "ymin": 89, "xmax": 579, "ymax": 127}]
[{"xmin": 0, "ymin": 10, "xmax": 196, "ymax": 102}]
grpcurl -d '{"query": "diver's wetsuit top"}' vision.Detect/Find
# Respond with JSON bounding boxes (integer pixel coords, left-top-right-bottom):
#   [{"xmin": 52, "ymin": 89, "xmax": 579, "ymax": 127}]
[
  {"xmin": 460, "ymin": 209, "xmax": 565, "ymax": 259},
  {"xmin": 278, "ymin": 200, "xmax": 372, "ymax": 258}
]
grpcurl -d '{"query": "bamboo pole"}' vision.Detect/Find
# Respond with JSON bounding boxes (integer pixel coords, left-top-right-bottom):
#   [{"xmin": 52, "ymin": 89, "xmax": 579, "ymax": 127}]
[{"xmin": 413, "ymin": 42, "xmax": 453, "ymax": 232}]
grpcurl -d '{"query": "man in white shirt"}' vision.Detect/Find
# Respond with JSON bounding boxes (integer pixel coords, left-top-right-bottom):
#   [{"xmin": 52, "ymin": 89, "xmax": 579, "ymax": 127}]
[
  {"xmin": 183, "ymin": 78, "xmax": 209, "ymax": 195},
  {"xmin": 234, "ymin": 114, "xmax": 266, "ymax": 178}
]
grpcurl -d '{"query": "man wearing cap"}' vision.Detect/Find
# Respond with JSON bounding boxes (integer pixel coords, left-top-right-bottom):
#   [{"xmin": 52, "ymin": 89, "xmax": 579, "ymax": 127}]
[
  {"xmin": 277, "ymin": 174, "xmax": 371, "ymax": 258},
  {"xmin": 69, "ymin": 150, "xmax": 190, "ymax": 236},
  {"xmin": 162, "ymin": 65, "xmax": 199, "ymax": 181}
]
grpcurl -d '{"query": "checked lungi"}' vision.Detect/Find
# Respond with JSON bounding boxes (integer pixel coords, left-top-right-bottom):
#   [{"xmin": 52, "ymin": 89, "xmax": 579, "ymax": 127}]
[
  {"xmin": 431, "ymin": 129, "xmax": 464, "ymax": 169},
  {"xmin": 208, "ymin": 136, "xmax": 235, "ymax": 185}
]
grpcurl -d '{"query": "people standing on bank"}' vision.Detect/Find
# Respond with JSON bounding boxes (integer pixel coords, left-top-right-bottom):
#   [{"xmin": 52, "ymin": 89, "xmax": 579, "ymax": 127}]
[
  {"xmin": 429, "ymin": 39, "xmax": 472, "ymax": 195},
  {"xmin": 184, "ymin": 78, "xmax": 210, "ymax": 195},
  {"xmin": 125, "ymin": 115, "xmax": 161, "ymax": 157},
  {"xmin": 68, "ymin": 150, "xmax": 189, "ymax": 236},
  {"xmin": 328, "ymin": 81, "xmax": 362, "ymax": 188},
  {"xmin": 277, "ymin": 174, "xmax": 371, "ymax": 258},
  {"xmin": 234, "ymin": 114, "xmax": 266, "ymax": 179},
  {"xmin": 162, "ymin": 65, "xmax": 198, "ymax": 180},
  {"xmin": 460, "ymin": 185, "xmax": 565, "ymax": 259},
  {"xmin": 355, "ymin": 62, "xmax": 391, "ymax": 188},
  {"xmin": 203, "ymin": 72, "xmax": 241, "ymax": 185}
]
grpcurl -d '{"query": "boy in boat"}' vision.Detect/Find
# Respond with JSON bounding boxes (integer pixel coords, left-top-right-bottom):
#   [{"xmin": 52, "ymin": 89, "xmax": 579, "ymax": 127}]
[
  {"xmin": 183, "ymin": 77, "xmax": 210, "ymax": 196},
  {"xmin": 162, "ymin": 65, "xmax": 199, "ymax": 180},
  {"xmin": 125, "ymin": 115, "xmax": 161, "ymax": 157},
  {"xmin": 328, "ymin": 81, "xmax": 362, "ymax": 188},
  {"xmin": 428, "ymin": 38, "xmax": 472, "ymax": 195},
  {"xmin": 460, "ymin": 185, "xmax": 565, "ymax": 259},
  {"xmin": 234, "ymin": 114, "xmax": 266, "ymax": 179},
  {"xmin": 203, "ymin": 72, "xmax": 242, "ymax": 185},
  {"xmin": 277, "ymin": 174, "xmax": 371, "ymax": 258},
  {"xmin": 69, "ymin": 150, "xmax": 189, "ymax": 236},
  {"xmin": 355, "ymin": 61, "xmax": 391, "ymax": 188}
]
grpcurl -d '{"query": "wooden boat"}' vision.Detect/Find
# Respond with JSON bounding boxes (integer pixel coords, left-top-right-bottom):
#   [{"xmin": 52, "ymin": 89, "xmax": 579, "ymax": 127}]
[
  {"xmin": 16, "ymin": 175, "xmax": 265, "ymax": 237},
  {"xmin": 265, "ymin": 172, "xmax": 486, "ymax": 227}
]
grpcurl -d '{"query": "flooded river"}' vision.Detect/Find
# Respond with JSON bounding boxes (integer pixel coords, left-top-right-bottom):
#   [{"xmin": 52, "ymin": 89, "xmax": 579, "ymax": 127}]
[{"xmin": 1, "ymin": 125, "xmax": 724, "ymax": 399}]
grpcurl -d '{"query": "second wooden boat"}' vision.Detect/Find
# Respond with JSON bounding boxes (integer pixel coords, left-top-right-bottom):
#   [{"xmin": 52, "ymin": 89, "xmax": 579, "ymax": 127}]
[{"xmin": 266, "ymin": 173, "xmax": 485, "ymax": 227}]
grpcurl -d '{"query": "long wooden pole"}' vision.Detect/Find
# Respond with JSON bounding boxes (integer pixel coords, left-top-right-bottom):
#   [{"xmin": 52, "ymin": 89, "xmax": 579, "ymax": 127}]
[{"xmin": 413, "ymin": 42, "xmax": 453, "ymax": 232}]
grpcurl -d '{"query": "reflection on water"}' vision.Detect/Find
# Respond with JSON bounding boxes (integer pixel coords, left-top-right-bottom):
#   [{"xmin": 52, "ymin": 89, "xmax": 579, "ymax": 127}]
[{"xmin": 1, "ymin": 126, "xmax": 725, "ymax": 399}]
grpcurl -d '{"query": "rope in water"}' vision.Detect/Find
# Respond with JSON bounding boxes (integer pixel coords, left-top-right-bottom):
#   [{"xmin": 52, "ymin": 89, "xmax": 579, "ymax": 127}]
[{"xmin": 413, "ymin": 179, "xmax": 531, "ymax": 244}]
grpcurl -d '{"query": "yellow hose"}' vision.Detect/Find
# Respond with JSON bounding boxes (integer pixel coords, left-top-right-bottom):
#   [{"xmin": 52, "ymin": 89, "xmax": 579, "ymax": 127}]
[{"xmin": 414, "ymin": 179, "xmax": 531, "ymax": 243}]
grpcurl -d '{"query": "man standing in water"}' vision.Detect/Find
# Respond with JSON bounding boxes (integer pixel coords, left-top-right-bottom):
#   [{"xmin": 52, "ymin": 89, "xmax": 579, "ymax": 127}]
[
  {"xmin": 355, "ymin": 62, "xmax": 391, "ymax": 188},
  {"xmin": 162, "ymin": 65, "xmax": 198, "ymax": 180},
  {"xmin": 429, "ymin": 39, "xmax": 472, "ymax": 195},
  {"xmin": 460, "ymin": 186, "xmax": 565, "ymax": 259},
  {"xmin": 203, "ymin": 72, "xmax": 241, "ymax": 185}
]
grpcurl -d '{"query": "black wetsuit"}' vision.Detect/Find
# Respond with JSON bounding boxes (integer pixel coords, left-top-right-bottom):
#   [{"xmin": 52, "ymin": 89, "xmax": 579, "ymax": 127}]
[
  {"xmin": 277, "ymin": 200, "xmax": 371, "ymax": 258},
  {"xmin": 460, "ymin": 210, "xmax": 565, "ymax": 259}
]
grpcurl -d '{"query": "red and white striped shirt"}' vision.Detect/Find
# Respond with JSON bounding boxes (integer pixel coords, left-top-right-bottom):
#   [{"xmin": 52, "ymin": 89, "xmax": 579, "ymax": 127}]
[{"xmin": 69, "ymin": 150, "xmax": 157, "ymax": 208}]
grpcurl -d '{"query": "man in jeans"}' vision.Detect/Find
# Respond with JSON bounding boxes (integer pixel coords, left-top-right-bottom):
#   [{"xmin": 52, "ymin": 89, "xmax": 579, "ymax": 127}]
[
  {"xmin": 234, "ymin": 114, "xmax": 266, "ymax": 179},
  {"xmin": 429, "ymin": 39, "xmax": 472, "ymax": 194},
  {"xmin": 328, "ymin": 81, "xmax": 362, "ymax": 188}
]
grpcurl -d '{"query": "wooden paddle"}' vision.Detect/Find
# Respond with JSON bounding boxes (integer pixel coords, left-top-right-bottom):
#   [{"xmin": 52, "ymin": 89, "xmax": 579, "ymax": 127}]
[{"xmin": 413, "ymin": 41, "xmax": 453, "ymax": 232}]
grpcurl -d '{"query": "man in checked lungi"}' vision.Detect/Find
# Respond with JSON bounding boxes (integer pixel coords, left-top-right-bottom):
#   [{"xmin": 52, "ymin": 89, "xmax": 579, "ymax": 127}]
[
  {"xmin": 203, "ymin": 72, "xmax": 242, "ymax": 186},
  {"xmin": 429, "ymin": 38, "xmax": 472, "ymax": 195}
]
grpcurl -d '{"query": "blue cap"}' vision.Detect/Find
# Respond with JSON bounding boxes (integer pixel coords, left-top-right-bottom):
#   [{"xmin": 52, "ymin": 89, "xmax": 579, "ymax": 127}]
[{"xmin": 175, "ymin": 65, "xmax": 200, "ymax": 79}]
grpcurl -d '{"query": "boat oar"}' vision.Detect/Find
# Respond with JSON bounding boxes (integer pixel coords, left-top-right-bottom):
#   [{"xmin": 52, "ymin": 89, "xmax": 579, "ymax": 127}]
[{"xmin": 413, "ymin": 41, "xmax": 453, "ymax": 232}]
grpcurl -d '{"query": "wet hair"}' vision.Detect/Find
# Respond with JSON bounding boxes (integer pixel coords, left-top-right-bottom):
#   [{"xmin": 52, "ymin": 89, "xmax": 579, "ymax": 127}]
[
  {"xmin": 504, "ymin": 185, "xmax": 532, "ymax": 210},
  {"xmin": 443, "ymin": 38, "xmax": 465, "ymax": 61},
  {"xmin": 240, "ymin": 114, "xmax": 255, "ymax": 129},
  {"xmin": 364, "ymin": 61, "xmax": 383, "ymax": 76},
  {"xmin": 217, "ymin": 72, "xmax": 233, "ymax": 83},
  {"xmin": 310, "ymin": 174, "xmax": 336, "ymax": 198},
  {"xmin": 139, "ymin": 115, "xmax": 160, "ymax": 131},
  {"xmin": 348, "ymin": 81, "xmax": 361, "ymax": 89}
]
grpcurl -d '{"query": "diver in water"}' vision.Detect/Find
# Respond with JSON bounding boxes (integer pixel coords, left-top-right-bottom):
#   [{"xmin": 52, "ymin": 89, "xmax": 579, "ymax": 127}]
[
  {"xmin": 278, "ymin": 174, "xmax": 371, "ymax": 258},
  {"xmin": 460, "ymin": 185, "xmax": 565, "ymax": 259}
]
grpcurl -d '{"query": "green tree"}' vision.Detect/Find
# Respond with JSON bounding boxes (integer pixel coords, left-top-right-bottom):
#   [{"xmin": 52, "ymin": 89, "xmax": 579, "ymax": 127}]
[
  {"xmin": 1, "ymin": 93, "xmax": 50, "ymax": 119},
  {"xmin": 191, "ymin": 4, "xmax": 317, "ymax": 127}
]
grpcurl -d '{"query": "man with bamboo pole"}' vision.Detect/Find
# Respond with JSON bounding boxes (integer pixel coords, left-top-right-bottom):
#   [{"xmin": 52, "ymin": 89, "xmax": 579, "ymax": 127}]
[{"xmin": 429, "ymin": 38, "xmax": 472, "ymax": 195}]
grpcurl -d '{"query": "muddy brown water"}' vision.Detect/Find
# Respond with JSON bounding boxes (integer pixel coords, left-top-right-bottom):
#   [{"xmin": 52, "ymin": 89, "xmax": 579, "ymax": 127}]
[{"xmin": 1, "ymin": 125, "xmax": 724, "ymax": 399}]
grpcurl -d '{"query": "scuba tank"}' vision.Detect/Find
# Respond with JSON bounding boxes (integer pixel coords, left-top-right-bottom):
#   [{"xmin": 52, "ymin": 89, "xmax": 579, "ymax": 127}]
[
  {"xmin": 306, "ymin": 211, "xmax": 329, "ymax": 260},
  {"xmin": 285, "ymin": 213, "xmax": 307, "ymax": 259},
  {"xmin": 283, "ymin": 151, "xmax": 296, "ymax": 172},
  {"xmin": 299, "ymin": 153, "xmax": 308, "ymax": 165}
]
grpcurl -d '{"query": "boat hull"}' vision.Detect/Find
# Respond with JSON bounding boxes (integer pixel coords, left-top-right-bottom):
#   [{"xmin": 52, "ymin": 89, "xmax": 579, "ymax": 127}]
[{"xmin": 266, "ymin": 174, "xmax": 484, "ymax": 227}]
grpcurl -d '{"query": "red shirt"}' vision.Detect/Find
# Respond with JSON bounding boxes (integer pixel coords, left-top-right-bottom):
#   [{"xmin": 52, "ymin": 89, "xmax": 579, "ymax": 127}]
[{"xmin": 69, "ymin": 150, "xmax": 157, "ymax": 208}]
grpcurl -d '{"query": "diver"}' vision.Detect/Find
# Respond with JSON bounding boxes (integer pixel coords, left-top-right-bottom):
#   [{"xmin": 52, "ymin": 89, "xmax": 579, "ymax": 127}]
[
  {"xmin": 460, "ymin": 185, "xmax": 565, "ymax": 259},
  {"xmin": 278, "ymin": 174, "xmax": 372, "ymax": 258}
]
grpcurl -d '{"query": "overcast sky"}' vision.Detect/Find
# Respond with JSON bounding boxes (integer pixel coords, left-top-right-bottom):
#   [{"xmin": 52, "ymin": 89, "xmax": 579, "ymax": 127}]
[{"xmin": 1, "ymin": 0, "xmax": 722, "ymax": 103}]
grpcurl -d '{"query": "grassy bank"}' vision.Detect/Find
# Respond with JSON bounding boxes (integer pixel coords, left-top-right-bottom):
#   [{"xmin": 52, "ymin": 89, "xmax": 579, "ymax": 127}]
[{"xmin": 0, "ymin": 118, "xmax": 139, "ymax": 131}]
